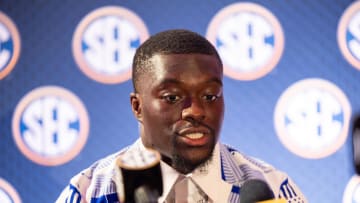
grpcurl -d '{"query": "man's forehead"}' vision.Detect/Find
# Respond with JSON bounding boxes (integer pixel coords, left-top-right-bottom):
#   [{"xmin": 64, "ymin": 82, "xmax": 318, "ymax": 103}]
[
  {"xmin": 150, "ymin": 52, "xmax": 218, "ymax": 60},
  {"xmin": 157, "ymin": 77, "xmax": 223, "ymax": 88},
  {"xmin": 149, "ymin": 53, "xmax": 221, "ymax": 68},
  {"xmin": 139, "ymin": 55, "xmax": 221, "ymax": 85}
]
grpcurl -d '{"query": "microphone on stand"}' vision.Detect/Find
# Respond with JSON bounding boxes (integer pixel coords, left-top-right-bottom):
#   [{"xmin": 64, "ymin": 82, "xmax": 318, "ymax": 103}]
[
  {"xmin": 240, "ymin": 179, "xmax": 286, "ymax": 203},
  {"xmin": 117, "ymin": 147, "xmax": 163, "ymax": 203},
  {"xmin": 240, "ymin": 179, "xmax": 274, "ymax": 203},
  {"xmin": 352, "ymin": 115, "xmax": 360, "ymax": 174}
]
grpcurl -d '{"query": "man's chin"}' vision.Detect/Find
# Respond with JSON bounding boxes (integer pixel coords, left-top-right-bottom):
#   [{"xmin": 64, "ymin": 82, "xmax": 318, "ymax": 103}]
[{"xmin": 172, "ymin": 148, "xmax": 214, "ymax": 174}]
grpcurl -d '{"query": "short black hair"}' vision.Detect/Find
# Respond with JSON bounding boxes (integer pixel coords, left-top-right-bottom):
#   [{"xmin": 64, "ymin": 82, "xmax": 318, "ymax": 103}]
[{"xmin": 132, "ymin": 29, "xmax": 222, "ymax": 92}]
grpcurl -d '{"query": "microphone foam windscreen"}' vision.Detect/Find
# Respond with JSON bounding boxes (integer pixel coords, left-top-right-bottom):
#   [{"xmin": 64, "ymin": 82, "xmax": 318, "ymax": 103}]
[
  {"xmin": 117, "ymin": 147, "xmax": 163, "ymax": 203},
  {"xmin": 353, "ymin": 115, "xmax": 360, "ymax": 174},
  {"xmin": 240, "ymin": 179, "xmax": 275, "ymax": 203}
]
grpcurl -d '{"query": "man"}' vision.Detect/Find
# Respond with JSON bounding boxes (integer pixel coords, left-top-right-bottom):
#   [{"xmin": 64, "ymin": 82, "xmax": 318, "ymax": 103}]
[{"xmin": 56, "ymin": 29, "xmax": 307, "ymax": 202}]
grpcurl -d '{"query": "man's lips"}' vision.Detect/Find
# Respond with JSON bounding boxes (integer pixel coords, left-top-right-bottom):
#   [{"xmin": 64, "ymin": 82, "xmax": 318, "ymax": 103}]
[
  {"xmin": 183, "ymin": 132, "xmax": 204, "ymax": 139},
  {"xmin": 176, "ymin": 127, "xmax": 212, "ymax": 146},
  {"xmin": 177, "ymin": 127, "xmax": 211, "ymax": 137}
]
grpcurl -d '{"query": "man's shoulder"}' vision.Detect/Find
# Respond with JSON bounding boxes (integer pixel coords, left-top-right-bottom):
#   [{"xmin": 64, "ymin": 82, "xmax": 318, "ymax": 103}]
[
  {"xmin": 70, "ymin": 139, "xmax": 145, "ymax": 185},
  {"xmin": 68, "ymin": 148, "xmax": 124, "ymax": 182},
  {"xmin": 57, "ymin": 144, "xmax": 133, "ymax": 202},
  {"xmin": 219, "ymin": 143, "xmax": 275, "ymax": 173},
  {"xmin": 88, "ymin": 147, "xmax": 128, "ymax": 172}
]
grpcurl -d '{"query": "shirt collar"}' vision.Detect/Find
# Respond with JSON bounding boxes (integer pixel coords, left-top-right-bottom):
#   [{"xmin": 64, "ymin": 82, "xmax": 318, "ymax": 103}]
[{"xmin": 136, "ymin": 140, "xmax": 233, "ymax": 202}]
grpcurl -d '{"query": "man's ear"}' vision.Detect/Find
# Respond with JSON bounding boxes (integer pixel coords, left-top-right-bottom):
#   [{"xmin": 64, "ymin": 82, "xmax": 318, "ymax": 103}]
[{"xmin": 130, "ymin": 92, "xmax": 143, "ymax": 122}]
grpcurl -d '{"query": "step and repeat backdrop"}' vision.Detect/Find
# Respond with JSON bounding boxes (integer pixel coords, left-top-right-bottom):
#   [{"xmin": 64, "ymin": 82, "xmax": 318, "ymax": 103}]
[{"xmin": 1, "ymin": 0, "xmax": 360, "ymax": 202}]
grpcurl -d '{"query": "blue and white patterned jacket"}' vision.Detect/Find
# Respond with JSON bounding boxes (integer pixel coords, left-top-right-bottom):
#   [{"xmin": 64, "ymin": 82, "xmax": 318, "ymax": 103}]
[{"xmin": 56, "ymin": 140, "xmax": 307, "ymax": 203}]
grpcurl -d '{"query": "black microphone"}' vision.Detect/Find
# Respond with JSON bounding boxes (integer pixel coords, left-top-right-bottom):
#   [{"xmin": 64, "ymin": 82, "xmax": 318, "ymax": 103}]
[
  {"xmin": 353, "ymin": 115, "xmax": 360, "ymax": 174},
  {"xmin": 240, "ymin": 179, "xmax": 275, "ymax": 203},
  {"xmin": 117, "ymin": 147, "xmax": 163, "ymax": 203}
]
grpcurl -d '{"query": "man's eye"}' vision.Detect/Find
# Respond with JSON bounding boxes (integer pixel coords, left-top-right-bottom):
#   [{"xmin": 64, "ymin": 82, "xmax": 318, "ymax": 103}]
[
  {"xmin": 163, "ymin": 95, "xmax": 180, "ymax": 103},
  {"xmin": 203, "ymin": 95, "xmax": 218, "ymax": 101}
]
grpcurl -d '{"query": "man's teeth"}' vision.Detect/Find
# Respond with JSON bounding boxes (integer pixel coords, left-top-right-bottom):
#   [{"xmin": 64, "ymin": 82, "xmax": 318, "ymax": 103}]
[{"xmin": 185, "ymin": 133, "xmax": 204, "ymax": 139}]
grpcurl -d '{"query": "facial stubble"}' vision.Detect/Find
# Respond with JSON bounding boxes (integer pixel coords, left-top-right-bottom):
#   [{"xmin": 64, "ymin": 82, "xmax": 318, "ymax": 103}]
[{"xmin": 170, "ymin": 135, "xmax": 216, "ymax": 174}]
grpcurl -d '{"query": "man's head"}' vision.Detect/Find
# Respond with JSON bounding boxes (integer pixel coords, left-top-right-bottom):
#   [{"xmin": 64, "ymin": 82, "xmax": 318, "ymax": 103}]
[
  {"xmin": 130, "ymin": 29, "xmax": 224, "ymax": 174},
  {"xmin": 132, "ymin": 29, "xmax": 222, "ymax": 92}
]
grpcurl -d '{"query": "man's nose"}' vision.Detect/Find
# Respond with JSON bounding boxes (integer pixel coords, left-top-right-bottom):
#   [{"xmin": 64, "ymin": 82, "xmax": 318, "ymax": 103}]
[{"xmin": 181, "ymin": 97, "xmax": 205, "ymax": 123}]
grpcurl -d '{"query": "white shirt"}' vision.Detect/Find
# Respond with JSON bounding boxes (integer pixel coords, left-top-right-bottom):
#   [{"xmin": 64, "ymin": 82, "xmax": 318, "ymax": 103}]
[{"xmin": 157, "ymin": 143, "xmax": 233, "ymax": 202}]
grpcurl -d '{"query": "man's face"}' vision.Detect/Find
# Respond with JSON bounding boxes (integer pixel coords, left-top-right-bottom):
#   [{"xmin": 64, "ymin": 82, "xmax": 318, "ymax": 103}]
[{"xmin": 132, "ymin": 53, "xmax": 224, "ymax": 174}]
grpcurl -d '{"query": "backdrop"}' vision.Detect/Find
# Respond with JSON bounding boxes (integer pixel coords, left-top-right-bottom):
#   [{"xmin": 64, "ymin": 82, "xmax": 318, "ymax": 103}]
[{"xmin": 1, "ymin": 0, "xmax": 360, "ymax": 202}]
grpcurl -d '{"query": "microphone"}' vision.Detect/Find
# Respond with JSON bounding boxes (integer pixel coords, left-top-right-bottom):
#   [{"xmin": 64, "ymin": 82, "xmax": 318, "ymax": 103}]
[
  {"xmin": 117, "ymin": 147, "xmax": 163, "ymax": 203},
  {"xmin": 240, "ymin": 179, "xmax": 275, "ymax": 203},
  {"xmin": 257, "ymin": 200, "xmax": 286, "ymax": 203},
  {"xmin": 353, "ymin": 115, "xmax": 360, "ymax": 174}
]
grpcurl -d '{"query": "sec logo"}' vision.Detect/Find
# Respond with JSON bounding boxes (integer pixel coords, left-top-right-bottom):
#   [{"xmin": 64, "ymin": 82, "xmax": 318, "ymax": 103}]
[
  {"xmin": 73, "ymin": 6, "xmax": 149, "ymax": 84},
  {"xmin": 0, "ymin": 11, "xmax": 21, "ymax": 80},
  {"xmin": 0, "ymin": 178, "xmax": 21, "ymax": 203},
  {"xmin": 343, "ymin": 175, "xmax": 360, "ymax": 203},
  {"xmin": 338, "ymin": 1, "xmax": 360, "ymax": 71},
  {"xmin": 12, "ymin": 86, "xmax": 89, "ymax": 166},
  {"xmin": 206, "ymin": 2, "xmax": 284, "ymax": 81},
  {"xmin": 274, "ymin": 78, "xmax": 351, "ymax": 159}
]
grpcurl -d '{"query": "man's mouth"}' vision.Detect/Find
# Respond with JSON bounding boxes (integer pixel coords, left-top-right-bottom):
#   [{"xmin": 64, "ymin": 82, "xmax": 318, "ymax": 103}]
[
  {"xmin": 175, "ymin": 124, "xmax": 213, "ymax": 146},
  {"xmin": 184, "ymin": 132, "xmax": 204, "ymax": 139},
  {"xmin": 177, "ymin": 131, "xmax": 211, "ymax": 147}
]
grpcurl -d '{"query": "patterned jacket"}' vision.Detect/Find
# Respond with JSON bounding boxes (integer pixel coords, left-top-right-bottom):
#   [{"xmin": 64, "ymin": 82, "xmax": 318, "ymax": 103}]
[{"xmin": 56, "ymin": 140, "xmax": 307, "ymax": 203}]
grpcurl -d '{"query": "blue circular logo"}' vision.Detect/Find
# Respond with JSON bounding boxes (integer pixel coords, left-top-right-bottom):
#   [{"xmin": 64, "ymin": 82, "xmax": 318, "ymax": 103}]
[
  {"xmin": 73, "ymin": 6, "xmax": 149, "ymax": 84},
  {"xmin": 274, "ymin": 78, "xmax": 351, "ymax": 159},
  {"xmin": 338, "ymin": 1, "xmax": 360, "ymax": 71},
  {"xmin": 0, "ymin": 11, "xmax": 21, "ymax": 80},
  {"xmin": 206, "ymin": 2, "xmax": 284, "ymax": 81},
  {"xmin": 0, "ymin": 178, "xmax": 21, "ymax": 203},
  {"xmin": 343, "ymin": 175, "xmax": 360, "ymax": 203},
  {"xmin": 12, "ymin": 86, "xmax": 90, "ymax": 166}
]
